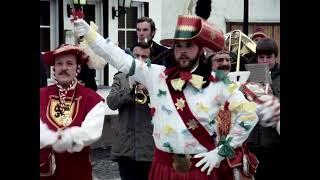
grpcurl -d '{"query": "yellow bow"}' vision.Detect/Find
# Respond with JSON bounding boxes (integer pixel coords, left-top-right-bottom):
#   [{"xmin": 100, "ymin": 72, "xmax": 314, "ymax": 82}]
[{"xmin": 170, "ymin": 74, "xmax": 205, "ymax": 91}]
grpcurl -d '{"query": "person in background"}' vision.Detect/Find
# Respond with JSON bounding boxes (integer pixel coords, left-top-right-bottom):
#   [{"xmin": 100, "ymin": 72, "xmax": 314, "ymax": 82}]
[
  {"xmin": 249, "ymin": 38, "xmax": 280, "ymax": 179},
  {"xmin": 107, "ymin": 42, "xmax": 154, "ymax": 180},
  {"xmin": 208, "ymin": 47, "xmax": 280, "ymax": 179},
  {"xmin": 136, "ymin": 17, "xmax": 174, "ymax": 68}
]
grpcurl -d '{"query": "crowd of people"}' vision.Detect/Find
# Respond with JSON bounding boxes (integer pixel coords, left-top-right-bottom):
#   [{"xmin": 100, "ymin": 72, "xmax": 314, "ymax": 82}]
[{"xmin": 40, "ymin": 1, "xmax": 280, "ymax": 180}]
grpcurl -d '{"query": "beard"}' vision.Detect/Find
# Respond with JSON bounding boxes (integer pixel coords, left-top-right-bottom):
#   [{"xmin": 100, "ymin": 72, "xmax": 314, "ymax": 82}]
[{"xmin": 175, "ymin": 53, "xmax": 201, "ymax": 71}]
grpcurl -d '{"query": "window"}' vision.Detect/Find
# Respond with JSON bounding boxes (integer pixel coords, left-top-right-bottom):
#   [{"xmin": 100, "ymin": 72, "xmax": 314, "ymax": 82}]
[
  {"xmin": 106, "ymin": 1, "xmax": 145, "ymax": 86},
  {"xmin": 40, "ymin": 1, "xmax": 50, "ymax": 52},
  {"xmin": 40, "ymin": 0, "xmax": 58, "ymax": 81},
  {"xmin": 117, "ymin": 2, "xmax": 144, "ymax": 49},
  {"xmin": 71, "ymin": 0, "xmax": 104, "ymax": 86}
]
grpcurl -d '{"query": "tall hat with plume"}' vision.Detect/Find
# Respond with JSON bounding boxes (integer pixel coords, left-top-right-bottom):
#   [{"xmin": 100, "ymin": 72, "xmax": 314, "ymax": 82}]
[{"xmin": 160, "ymin": 0, "xmax": 225, "ymax": 52}]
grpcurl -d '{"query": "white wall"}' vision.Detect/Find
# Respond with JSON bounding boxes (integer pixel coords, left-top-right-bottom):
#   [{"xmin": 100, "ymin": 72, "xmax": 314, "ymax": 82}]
[
  {"xmin": 210, "ymin": 0, "xmax": 280, "ymax": 33},
  {"xmin": 160, "ymin": 0, "xmax": 280, "ymax": 38},
  {"xmin": 160, "ymin": 0, "xmax": 188, "ymax": 42},
  {"xmin": 147, "ymin": 0, "xmax": 162, "ymax": 44}
]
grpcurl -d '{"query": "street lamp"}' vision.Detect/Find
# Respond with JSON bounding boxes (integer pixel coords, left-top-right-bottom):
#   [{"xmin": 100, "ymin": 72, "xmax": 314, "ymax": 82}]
[{"xmin": 112, "ymin": 0, "xmax": 132, "ymax": 19}]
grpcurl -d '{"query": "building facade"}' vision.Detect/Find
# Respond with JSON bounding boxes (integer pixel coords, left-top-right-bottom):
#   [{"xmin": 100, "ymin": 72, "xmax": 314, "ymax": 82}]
[{"xmin": 40, "ymin": 0, "xmax": 280, "ymax": 115}]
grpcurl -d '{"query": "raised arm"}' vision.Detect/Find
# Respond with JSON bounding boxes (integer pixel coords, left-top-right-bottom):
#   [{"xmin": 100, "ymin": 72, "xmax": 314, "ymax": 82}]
[{"xmin": 73, "ymin": 19, "xmax": 163, "ymax": 90}]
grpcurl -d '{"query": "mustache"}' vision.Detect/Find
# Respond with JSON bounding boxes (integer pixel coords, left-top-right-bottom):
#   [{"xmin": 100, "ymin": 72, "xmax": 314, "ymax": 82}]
[
  {"xmin": 179, "ymin": 54, "xmax": 190, "ymax": 59},
  {"xmin": 58, "ymin": 70, "xmax": 70, "ymax": 76},
  {"xmin": 217, "ymin": 65, "xmax": 231, "ymax": 70}
]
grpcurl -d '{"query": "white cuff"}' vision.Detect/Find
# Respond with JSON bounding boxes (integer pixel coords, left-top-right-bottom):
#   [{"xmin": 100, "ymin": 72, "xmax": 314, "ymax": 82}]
[{"xmin": 40, "ymin": 120, "xmax": 58, "ymax": 149}]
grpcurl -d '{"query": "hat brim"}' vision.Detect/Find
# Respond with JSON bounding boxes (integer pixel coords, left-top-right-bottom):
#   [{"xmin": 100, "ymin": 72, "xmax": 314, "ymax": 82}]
[
  {"xmin": 42, "ymin": 45, "xmax": 89, "ymax": 66},
  {"xmin": 160, "ymin": 37, "xmax": 197, "ymax": 48},
  {"xmin": 251, "ymin": 32, "xmax": 267, "ymax": 39}
]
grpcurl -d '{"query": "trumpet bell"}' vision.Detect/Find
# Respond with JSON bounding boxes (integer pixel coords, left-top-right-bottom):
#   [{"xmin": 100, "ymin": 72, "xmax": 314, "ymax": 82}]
[
  {"xmin": 135, "ymin": 92, "xmax": 147, "ymax": 104},
  {"xmin": 134, "ymin": 85, "xmax": 148, "ymax": 104}
]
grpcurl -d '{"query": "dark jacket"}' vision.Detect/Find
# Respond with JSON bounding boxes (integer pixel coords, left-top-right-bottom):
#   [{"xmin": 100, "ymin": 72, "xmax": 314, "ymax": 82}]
[
  {"xmin": 107, "ymin": 72, "xmax": 154, "ymax": 162},
  {"xmin": 247, "ymin": 63, "xmax": 280, "ymax": 149},
  {"xmin": 271, "ymin": 63, "xmax": 280, "ymax": 99},
  {"xmin": 77, "ymin": 64, "xmax": 98, "ymax": 91},
  {"xmin": 149, "ymin": 40, "xmax": 176, "ymax": 68},
  {"xmin": 40, "ymin": 53, "xmax": 47, "ymax": 88}
]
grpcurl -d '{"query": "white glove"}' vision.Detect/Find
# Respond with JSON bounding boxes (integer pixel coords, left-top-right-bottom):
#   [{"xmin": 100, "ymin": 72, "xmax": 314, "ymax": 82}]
[
  {"xmin": 52, "ymin": 126, "xmax": 87, "ymax": 153},
  {"xmin": 64, "ymin": 126, "xmax": 87, "ymax": 153},
  {"xmin": 52, "ymin": 129, "xmax": 73, "ymax": 153},
  {"xmin": 40, "ymin": 120, "xmax": 59, "ymax": 149},
  {"xmin": 256, "ymin": 94, "xmax": 280, "ymax": 127},
  {"xmin": 194, "ymin": 147, "xmax": 225, "ymax": 175},
  {"xmin": 73, "ymin": 19, "xmax": 91, "ymax": 37}
]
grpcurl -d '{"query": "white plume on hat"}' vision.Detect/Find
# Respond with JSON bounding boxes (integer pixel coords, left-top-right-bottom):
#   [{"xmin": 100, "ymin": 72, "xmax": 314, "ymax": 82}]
[{"xmin": 78, "ymin": 21, "xmax": 107, "ymax": 69}]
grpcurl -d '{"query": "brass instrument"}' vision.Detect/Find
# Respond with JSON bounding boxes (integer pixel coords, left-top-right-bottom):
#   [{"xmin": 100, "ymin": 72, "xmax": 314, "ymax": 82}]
[
  {"xmin": 224, "ymin": 30, "xmax": 256, "ymax": 83},
  {"xmin": 225, "ymin": 30, "xmax": 256, "ymax": 72},
  {"xmin": 134, "ymin": 84, "xmax": 148, "ymax": 104}
]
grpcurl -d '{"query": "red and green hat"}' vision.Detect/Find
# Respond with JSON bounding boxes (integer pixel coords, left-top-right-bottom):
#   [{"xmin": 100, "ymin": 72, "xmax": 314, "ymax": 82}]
[{"xmin": 160, "ymin": 15, "xmax": 225, "ymax": 52}]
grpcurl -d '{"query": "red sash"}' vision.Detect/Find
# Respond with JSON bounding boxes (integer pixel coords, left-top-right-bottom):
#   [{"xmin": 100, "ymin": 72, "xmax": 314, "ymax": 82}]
[{"xmin": 165, "ymin": 68, "xmax": 215, "ymax": 151}]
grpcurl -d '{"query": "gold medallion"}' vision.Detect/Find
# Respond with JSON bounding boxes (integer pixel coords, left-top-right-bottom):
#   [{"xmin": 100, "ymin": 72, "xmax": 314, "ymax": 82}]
[{"xmin": 61, "ymin": 111, "xmax": 72, "ymax": 126}]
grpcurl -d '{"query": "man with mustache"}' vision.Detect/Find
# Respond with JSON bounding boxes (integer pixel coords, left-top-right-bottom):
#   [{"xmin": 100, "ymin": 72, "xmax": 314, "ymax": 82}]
[
  {"xmin": 40, "ymin": 44, "xmax": 106, "ymax": 180},
  {"xmin": 208, "ymin": 48, "xmax": 280, "ymax": 134},
  {"xmin": 73, "ymin": 15, "xmax": 259, "ymax": 179},
  {"xmin": 208, "ymin": 47, "xmax": 280, "ymax": 180}
]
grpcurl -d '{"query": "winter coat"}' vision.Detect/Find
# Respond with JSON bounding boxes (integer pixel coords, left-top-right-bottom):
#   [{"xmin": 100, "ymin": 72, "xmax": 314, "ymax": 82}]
[{"xmin": 107, "ymin": 72, "xmax": 154, "ymax": 162}]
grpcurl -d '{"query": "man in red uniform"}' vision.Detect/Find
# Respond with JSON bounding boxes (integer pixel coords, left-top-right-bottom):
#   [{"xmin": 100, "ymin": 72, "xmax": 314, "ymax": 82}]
[{"xmin": 40, "ymin": 44, "xmax": 106, "ymax": 180}]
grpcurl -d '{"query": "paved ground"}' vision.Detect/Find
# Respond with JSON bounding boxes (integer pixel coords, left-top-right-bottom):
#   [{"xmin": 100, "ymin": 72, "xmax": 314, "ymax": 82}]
[
  {"xmin": 90, "ymin": 115, "xmax": 121, "ymax": 180},
  {"xmin": 91, "ymin": 146, "xmax": 120, "ymax": 180}
]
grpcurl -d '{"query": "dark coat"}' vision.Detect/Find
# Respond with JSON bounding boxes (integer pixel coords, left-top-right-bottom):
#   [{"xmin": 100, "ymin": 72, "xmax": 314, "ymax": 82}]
[
  {"xmin": 247, "ymin": 63, "xmax": 280, "ymax": 148},
  {"xmin": 40, "ymin": 53, "xmax": 47, "ymax": 88},
  {"xmin": 271, "ymin": 63, "xmax": 280, "ymax": 99},
  {"xmin": 107, "ymin": 72, "xmax": 154, "ymax": 162},
  {"xmin": 247, "ymin": 63, "xmax": 280, "ymax": 179},
  {"xmin": 77, "ymin": 64, "xmax": 98, "ymax": 91},
  {"xmin": 149, "ymin": 40, "xmax": 176, "ymax": 68}
]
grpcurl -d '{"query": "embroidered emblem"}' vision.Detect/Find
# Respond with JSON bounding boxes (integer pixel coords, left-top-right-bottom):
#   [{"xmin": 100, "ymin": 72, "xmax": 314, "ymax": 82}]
[
  {"xmin": 161, "ymin": 105, "xmax": 172, "ymax": 115},
  {"xmin": 164, "ymin": 125, "xmax": 175, "ymax": 135},
  {"xmin": 157, "ymin": 89, "xmax": 167, "ymax": 97},
  {"xmin": 175, "ymin": 98, "xmax": 186, "ymax": 111},
  {"xmin": 196, "ymin": 102, "xmax": 209, "ymax": 113},
  {"xmin": 187, "ymin": 119, "xmax": 198, "ymax": 130}
]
